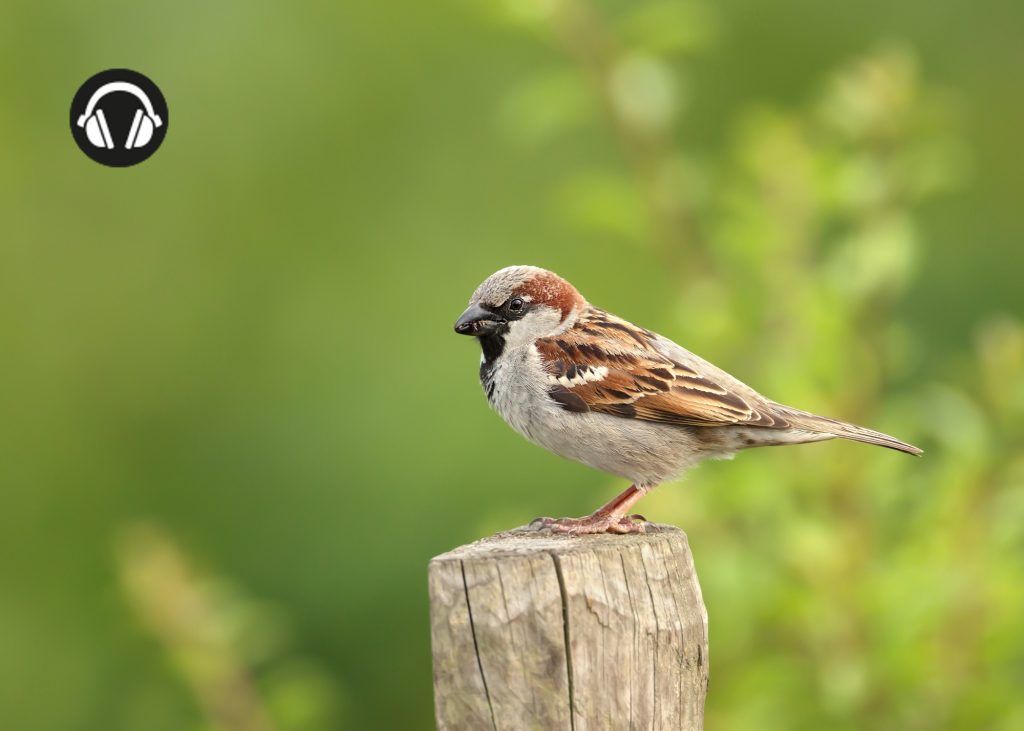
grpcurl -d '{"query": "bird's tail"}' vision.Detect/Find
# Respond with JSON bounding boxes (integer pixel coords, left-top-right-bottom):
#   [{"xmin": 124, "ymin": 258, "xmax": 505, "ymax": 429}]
[{"xmin": 776, "ymin": 405, "xmax": 923, "ymax": 456}]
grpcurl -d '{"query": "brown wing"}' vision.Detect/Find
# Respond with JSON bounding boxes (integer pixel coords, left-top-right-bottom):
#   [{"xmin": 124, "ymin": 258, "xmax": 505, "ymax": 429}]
[{"xmin": 538, "ymin": 310, "xmax": 789, "ymax": 429}]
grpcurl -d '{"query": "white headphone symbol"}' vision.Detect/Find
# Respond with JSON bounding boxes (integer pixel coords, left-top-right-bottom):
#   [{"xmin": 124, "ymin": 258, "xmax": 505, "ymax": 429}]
[{"xmin": 76, "ymin": 81, "xmax": 164, "ymax": 150}]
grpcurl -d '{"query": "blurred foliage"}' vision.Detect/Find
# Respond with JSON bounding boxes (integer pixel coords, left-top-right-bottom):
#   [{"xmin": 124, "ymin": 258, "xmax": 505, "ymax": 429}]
[
  {"xmin": 117, "ymin": 524, "xmax": 342, "ymax": 731},
  {"xmin": 0, "ymin": 0, "xmax": 1022, "ymax": 729}
]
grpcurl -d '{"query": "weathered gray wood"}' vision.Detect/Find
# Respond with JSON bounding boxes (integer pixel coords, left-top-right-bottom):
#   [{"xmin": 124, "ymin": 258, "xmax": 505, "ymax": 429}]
[{"xmin": 429, "ymin": 525, "xmax": 708, "ymax": 731}]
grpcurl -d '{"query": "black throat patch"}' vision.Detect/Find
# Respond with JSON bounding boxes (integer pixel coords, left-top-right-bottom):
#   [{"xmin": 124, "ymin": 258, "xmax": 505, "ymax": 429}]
[{"xmin": 478, "ymin": 334, "xmax": 506, "ymax": 402}]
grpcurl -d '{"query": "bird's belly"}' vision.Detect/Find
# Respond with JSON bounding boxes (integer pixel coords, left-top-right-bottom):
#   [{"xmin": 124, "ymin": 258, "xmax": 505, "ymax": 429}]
[
  {"xmin": 487, "ymin": 371, "xmax": 706, "ymax": 485},
  {"xmin": 534, "ymin": 413, "xmax": 708, "ymax": 485}
]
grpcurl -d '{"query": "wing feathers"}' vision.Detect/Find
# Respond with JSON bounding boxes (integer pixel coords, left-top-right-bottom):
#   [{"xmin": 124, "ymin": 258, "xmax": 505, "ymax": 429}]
[
  {"xmin": 536, "ymin": 307, "xmax": 919, "ymax": 455},
  {"xmin": 537, "ymin": 309, "xmax": 782, "ymax": 429},
  {"xmin": 547, "ymin": 384, "xmax": 590, "ymax": 413}
]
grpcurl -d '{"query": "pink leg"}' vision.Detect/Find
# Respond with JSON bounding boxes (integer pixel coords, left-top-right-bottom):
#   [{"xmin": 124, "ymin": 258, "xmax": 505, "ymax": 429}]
[{"xmin": 532, "ymin": 484, "xmax": 654, "ymax": 535}]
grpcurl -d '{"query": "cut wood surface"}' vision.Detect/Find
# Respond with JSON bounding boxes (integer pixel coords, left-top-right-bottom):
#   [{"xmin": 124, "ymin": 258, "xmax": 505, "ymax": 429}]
[{"xmin": 429, "ymin": 525, "xmax": 708, "ymax": 731}]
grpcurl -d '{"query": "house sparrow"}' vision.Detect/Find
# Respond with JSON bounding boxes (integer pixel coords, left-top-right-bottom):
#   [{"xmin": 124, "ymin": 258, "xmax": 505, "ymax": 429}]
[{"xmin": 454, "ymin": 266, "xmax": 922, "ymax": 534}]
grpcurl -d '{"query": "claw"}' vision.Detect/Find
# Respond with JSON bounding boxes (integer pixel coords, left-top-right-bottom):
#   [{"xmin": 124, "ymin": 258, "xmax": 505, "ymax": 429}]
[
  {"xmin": 531, "ymin": 513, "xmax": 648, "ymax": 535},
  {"xmin": 529, "ymin": 484, "xmax": 656, "ymax": 535}
]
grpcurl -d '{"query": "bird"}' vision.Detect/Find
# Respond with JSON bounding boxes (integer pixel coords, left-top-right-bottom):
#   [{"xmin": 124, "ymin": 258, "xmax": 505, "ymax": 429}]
[{"xmin": 453, "ymin": 265, "xmax": 922, "ymax": 535}]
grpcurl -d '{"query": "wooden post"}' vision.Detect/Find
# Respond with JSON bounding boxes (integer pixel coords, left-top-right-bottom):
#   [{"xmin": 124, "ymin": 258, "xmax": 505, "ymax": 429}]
[{"xmin": 429, "ymin": 525, "xmax": 709, "ymax": 730}]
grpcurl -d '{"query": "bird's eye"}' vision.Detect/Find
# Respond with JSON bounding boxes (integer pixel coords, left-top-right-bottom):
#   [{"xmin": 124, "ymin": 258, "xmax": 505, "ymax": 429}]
[{"xmin": 508, "ymin": 297, "xmax": 525, "ymax": 313}]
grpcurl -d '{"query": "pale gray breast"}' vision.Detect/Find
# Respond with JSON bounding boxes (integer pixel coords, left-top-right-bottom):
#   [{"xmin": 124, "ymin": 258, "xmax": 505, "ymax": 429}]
[{"xmin": 483, "ymin": 346, "xmax": 562, "ymax": 444}]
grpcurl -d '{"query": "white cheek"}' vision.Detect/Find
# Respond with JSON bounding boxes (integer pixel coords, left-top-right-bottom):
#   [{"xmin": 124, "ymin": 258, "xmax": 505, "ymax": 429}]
[{"xmin": 504, "ymin": 308, "xmax": 562, "ymax": 347}]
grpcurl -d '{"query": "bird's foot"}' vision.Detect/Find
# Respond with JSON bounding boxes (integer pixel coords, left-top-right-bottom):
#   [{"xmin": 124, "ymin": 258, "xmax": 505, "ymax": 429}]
[{"xmin": 530, "ymin": 513, "xmax": 649, "ymax": 535}]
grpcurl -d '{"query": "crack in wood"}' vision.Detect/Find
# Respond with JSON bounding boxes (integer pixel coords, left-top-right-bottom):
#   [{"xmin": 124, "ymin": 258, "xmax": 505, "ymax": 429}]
[
  {"xmin": 461, "ymin": 559, "xmax": 498, "ymax": 731},
  {"xmin": 552, "ymin": 552, "xmax": 577, "ymax": 731}
]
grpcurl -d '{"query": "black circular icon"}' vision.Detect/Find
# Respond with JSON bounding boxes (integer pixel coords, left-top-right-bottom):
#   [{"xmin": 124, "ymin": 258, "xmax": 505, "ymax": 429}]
[{"xmin": 70, "ymin": 69, "xmax": 168, "ymax": 167}]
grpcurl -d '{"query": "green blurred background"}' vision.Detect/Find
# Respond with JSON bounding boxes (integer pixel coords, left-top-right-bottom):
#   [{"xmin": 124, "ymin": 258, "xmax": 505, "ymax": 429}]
[{"xmin": 2, "ymin": 0, "xmax": 1022, "ymax": 729}]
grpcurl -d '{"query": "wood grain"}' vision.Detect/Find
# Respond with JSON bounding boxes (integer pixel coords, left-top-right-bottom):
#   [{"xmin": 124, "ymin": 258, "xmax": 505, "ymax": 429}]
[{"xmin": 429, "ymin": 525, "xmax": 708, "ymax": 730}]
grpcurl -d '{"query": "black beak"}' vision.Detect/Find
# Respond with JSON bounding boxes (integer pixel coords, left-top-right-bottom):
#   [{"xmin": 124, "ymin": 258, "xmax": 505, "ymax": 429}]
[{"xmin": 454, "ymin": 304, "xmax": 504, "ymax": 336}]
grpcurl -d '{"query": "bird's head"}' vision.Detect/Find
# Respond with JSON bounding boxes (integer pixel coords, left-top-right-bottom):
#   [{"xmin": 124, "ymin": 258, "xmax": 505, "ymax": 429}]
[{"xmin": 454, "ymin": 266, "xmax": 586, "ymax": 350}]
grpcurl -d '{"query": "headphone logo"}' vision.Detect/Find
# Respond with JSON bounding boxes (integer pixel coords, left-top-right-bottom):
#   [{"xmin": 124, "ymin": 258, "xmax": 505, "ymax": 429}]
[{"xmin": 70, "ymin": 69, "xmax": 168, "ymax": 167}]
